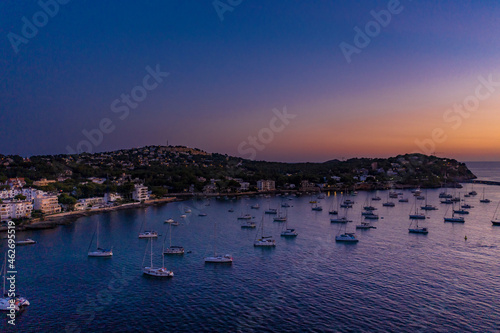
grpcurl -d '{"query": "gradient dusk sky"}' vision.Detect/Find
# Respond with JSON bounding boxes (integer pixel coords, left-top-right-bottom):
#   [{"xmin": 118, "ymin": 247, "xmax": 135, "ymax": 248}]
[{"xmin": 1, "ymin": 0, "xmax": 500, "ymax": 162}]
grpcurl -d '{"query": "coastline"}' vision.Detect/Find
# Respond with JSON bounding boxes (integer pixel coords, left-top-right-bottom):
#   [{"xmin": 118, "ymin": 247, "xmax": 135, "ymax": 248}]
[
  {"xmin": 2, "ymin": 177, "xmax": 486, "ymax": 234},
  {"xmin": 1, "ymin": 197, "xmax": 182, "ymax": 232}
]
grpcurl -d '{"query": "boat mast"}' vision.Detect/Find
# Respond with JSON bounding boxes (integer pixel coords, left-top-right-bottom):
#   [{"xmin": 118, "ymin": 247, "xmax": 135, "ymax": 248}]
[
  {"xmin": 162, "ymin": 237, "xmax": 165, "ymax": 268},
  {"xmin": 213, "ymin": 221, "xmax": 217, "ymax": 256},
  {"xmin": 150, "ymin": 239, "xmax": 153, "ymax": 269},
  {"xmin": 96, "ymin": 220, "xmax": 100, "ymax": 249}
]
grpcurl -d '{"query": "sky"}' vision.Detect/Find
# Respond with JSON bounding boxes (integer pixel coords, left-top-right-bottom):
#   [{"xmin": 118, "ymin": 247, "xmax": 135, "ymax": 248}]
[{"xmin": 1, "ymin": 0, "xmax": 500, "ymax": 162}]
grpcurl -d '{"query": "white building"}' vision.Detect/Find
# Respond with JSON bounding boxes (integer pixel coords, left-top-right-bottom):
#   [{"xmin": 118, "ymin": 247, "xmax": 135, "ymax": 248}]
[
  {"xmin": 104, "ymin": 192, "xmax": 123, "ymax": 203},
  {"xmin": 34, "ymin": 194, "xmax": 61, "ymax": 215},
  {"xmin": 0, "ymin": 187, "xmax": 44, "ymax": 201},
  {"xmin": 0, "ymin": 200, "xmax": 33, "ymax": 222},
  {"xmin": 75, "ymin": 197, "xmax": 106, "ymax": 210},
  {"xmin": 22, "ymin": 188, "xmax": 45, "ymax": 201},
  {"xmin": 239, "ymin": 182, "xmax": 250, "ymax": 191},
  {"xmin": 257, "ymin": 180, "xmax": 275, "ymax": 191},
  {"xmin": 0, "ymin": 189, "xmax": 16, "ymax": 199},
  {"xmin": 132, "ymin": 184, "xmax": 150, "ymax": 201}
]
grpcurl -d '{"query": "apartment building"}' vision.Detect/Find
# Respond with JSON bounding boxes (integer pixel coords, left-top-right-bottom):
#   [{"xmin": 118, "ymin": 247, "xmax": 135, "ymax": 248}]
[
  {"xmin": 132, "ymin": 184, "xmax": 150, "ymax": 201},
  {"xmin": 257, "ymin": 180, "xmax": 275, "ymax": 191},
  {"xmin": 0, "ymin": 200, "xmax": 33, "ymax": 222},
  {"xmin": 34, "ymin": 195, "xmax": 61, "ymax": 214}
]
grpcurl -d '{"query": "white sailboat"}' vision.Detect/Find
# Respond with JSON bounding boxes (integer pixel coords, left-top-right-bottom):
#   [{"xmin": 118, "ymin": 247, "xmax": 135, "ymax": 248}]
[
  {"xmin": 163, "ymin": 223, "xmax": 184, "ymax": 255},
  {"xmin": 254, "ymin": 217, "xmax": 276, "ymax": 247},
  {"xmin": 409, "ymin": 200, "xmax": 426, "ymax": 220},
  {"xmin": 273, "ymin": 208, "xmax": 287, "ymax": 222},
  {"xmin": 0, "ymin": 254, "xmax": 29, "ymax": 311},
  {"xmin": 142, "ymin": 238, "xmax": 173, "ymax": 277},
  {"xmin": 138, "ymin": 216, "xmax": 158, "ymax": 238},
  {"xmin": 335, "ymin": 224, "xmax": 359, "ymax": 243},
  {"xmin": 204, "ymin": 221, "xmax": 232, "ymax": 263},
  {"xmin": 280, "ymin": 215, "xmax": 297, "ymax": 237},
  {"xmin": 88, "ymin": 220, "xmax": 113, "ymax": 257}
]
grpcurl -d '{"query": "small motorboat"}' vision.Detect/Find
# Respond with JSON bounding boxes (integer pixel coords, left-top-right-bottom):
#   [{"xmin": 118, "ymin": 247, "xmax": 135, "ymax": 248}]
[
  {"xmin": 15, "ymin": 238, "xmax": 36, "ymax": 246},
  {"xmin": 138, "ymin": 231, "xmax": 158, "ymax": 238},
  {"xmin": 335, "ymin": 233, "xmax": 359, "ymax": 243},
  {"xmin": 204, "ymin": 254, "xmax": 233, "ymax": 263}
]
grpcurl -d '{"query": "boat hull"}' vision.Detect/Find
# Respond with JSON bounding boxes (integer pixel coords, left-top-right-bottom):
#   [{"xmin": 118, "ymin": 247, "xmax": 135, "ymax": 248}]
[
  {"xmin": 409, "ymin": 228, "xmax": 428, "ymax": 234},
  {"xmin": 204, "ymin": 256, "xmax": 233, "ymax": 263},
  {"xmin": 142, "ymin": 267, "xmax": 173, "ymax": 277},
  {"xmin": 88, "ymin": 251, "xmax": 113, "ymax": 257},
  {"xmin": 444, "ymin": 218, "xmax": 465, "ymax": 223}
]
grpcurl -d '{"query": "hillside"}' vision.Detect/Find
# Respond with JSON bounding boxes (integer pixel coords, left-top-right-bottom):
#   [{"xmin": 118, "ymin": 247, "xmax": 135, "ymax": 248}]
[{"xmin": 0, "ymin": 146, "xmax": 476, "ymax": 197}]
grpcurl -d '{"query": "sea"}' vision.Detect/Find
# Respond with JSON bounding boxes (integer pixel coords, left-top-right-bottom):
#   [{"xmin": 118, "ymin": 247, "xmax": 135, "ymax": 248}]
[{"xmin": 1, "ymin": 162, "xmax": 499, "ymax": 332}]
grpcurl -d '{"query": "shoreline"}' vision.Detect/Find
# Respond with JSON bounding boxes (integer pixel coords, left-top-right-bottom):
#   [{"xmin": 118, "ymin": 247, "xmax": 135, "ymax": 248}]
[
  {"xmin": 1, "ymin": 197, "xmax": 182, "ymax": 232},
  {"xmin": 1, "ymin": 179, "xmax": 486, "ymax": 234}
]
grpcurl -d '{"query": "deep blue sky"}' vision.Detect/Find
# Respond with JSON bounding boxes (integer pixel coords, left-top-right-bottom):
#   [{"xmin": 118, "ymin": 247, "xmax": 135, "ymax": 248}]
[{"xmin": 1, "ymin": 0, "xmax": 500, "ymax": 161}]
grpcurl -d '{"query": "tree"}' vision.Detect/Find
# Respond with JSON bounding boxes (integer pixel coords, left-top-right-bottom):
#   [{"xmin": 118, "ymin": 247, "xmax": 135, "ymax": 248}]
[
  {"xmin": 58, "ymin": 193, "xmax": 77, "ymax": 205},
  {"xmin": 14, "ymin": 194, "xmax": 26, "ymax": 200}
]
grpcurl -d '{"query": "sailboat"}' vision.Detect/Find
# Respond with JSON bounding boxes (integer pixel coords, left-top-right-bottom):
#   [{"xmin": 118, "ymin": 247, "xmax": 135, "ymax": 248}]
[
  {"xmin": 491, "ymin": 201, "xmax": 500, "ymax": 226},
  {"xmin": 335, "ymin": 224, "xmax": 359, "ymax": 243},
  {"xmin": 480, "ymin": 188, "xmax": 491, "ymax": 203},
  {"xmin": 329, "ymin": 196, "xmax": 339, "ymax": 215},
  {"xmin": 363, "ymin": 197, "xmax": 377, "ymax": 211},
  {"xmin": 340, "ymin": 195, "xmax": 353, "ymax": 208},
  {"xmin": 408, "ymin": 219, "xmax": 428, "ymax": 234},
  {"xmin": 364, "ymin": 212, "xmax": 379, "ymax": 220},
  {"xmin": 264, "ymin": 204, "xmax": 277, "ymax": 214},
  {"xmin": 280, "ymin": 215, "xmax": 298, "ymax": 237},
  {"xmin": 409, "ymin": 200, "xmax": 425, "ymax": 219},
  {"xmin": 138, "ymin": 215, "xmax": 158, "ymax": 238},
  {"xmin": 163, "ymin": 223, "xmax": 184, "ymax": 255},
  {"xmin": 444, "ymin": 204, "xmax": 465, "ymax": 223},
  {"xmin": 0, "ymin": 254, "xmax": 30, "ymax": 311},
  {"xmin": 142, "ymin": 238, "xmax": 173, "ymax": 277},
  {"xmin": 356, "ymin": 212, "xmax": 376, "ymax": 229},
  {"xmin": 356, "ymin": 222, "xmax": 376, "ymax": 229},
  {"xmin": 241, "ymin": 220, "xmax": 257, "ymax": 228},
  {"xmin": 88, "ymin": 220, "xmax": 113, "ymax": 257},
  {"xmin": 331, "ymin": 206, "xmax": 352, "ymax": 223},
  {"xmin": 311, "ymin": 203, "xmax": 323, "ymax": 211},
  {"xmin": 273, "ymin": 208, "xmax": 287, "ymax": 222},
  {"xmin": 204, "ymin": 221, "xmax": 233, "ymax": 263},
  {"xmin": 420, "ymin": 192, "xmax": 437, "ymax": 210},
  {"xmin": 254, "ymin": 217, "xmax": 276, "ymax": 247},
  {"xmin": 382, "ymin": 193, "xmax": 395, "ymax": 207}
]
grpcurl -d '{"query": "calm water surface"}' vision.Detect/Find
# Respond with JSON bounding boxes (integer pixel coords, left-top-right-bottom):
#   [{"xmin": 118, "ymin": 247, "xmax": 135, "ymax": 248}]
[{"xmin": 1, "ymin": 185, "xmax": 500, "ymax": 332}]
